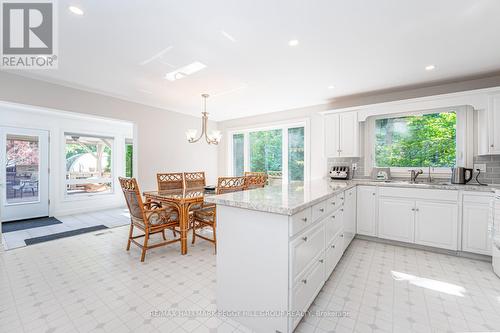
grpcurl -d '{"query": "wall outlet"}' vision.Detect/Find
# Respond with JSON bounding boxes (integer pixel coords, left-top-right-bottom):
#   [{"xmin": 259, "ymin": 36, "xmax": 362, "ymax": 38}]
[
  {"xmin": 352, "ymin": 163, "xmax": 358, "ymax": 171},
  {"xmin": 474, "ymin": 163, "xmax": 487, "ymax": 172}
]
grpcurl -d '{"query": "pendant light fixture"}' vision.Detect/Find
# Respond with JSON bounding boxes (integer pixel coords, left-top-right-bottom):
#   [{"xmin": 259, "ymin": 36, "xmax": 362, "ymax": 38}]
[{"xmin": 185, "ymin": 94, "xmax": 222, "ymax": 145}]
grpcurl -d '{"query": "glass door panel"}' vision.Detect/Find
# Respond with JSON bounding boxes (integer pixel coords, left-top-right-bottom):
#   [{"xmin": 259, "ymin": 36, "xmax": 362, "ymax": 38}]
[
  {"xmin": 6, "ymin": 134, "xmax": 40, "ymax": 204},
  {"xmin": 1, "ymin": 127, "xmax": 49, "ymax": 222},
  {"xmin": 288, "ymin": 127, "xmax": 305, "ymax": 182}
]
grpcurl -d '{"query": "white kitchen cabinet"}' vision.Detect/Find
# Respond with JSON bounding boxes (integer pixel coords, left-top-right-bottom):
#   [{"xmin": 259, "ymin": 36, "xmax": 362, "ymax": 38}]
[
  {"xmin": 324, "ymin": 113, "xmax": 340, "ymax": 158},
  {"xmin": 414, "ymin": 200, "xmax": 458, "ymax": 250},
  {"xmin": 343, "ymin": 187, "xmax": 357, "ymax": 248},
  {"xmin": 378, "ymin": 197, "xmax": 415, "ymax": 243},
  {"xmin": 488, "ymin": 94, "xmax": 500, "ymax": 154},
  {"xmin": 462, "ymin": 194, "xmax": 493, "ymax": 255},
  {"xmin": 324, "ymin": 111, "xmax": 359, "ymax": 157},
  {"xmin": 479, "ymin": 94, "xmax": 500, "ymax": 155},
  {"xmin": 356, "ymin": 186, "xmax": 377, "ymax": 236}
]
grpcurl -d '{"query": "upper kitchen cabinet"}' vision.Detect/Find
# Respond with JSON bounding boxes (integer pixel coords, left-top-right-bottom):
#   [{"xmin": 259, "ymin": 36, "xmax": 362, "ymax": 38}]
[
  {"xmin": 478, "ymin": 93, "xmax": 500, "ymax": 155},
  {"xmin": 324, "ymin": 111, "xmax": 359, "ymax": 157}
]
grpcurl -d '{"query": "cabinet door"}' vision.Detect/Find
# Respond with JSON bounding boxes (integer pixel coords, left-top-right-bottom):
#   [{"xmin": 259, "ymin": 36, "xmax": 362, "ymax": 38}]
[
  {"xmin": 356, "ymin": 186, "xmax": 377, "ymax": 236},
  {"xmin": 415, "ymin": 201, "xmax": 458, "ymax": 250},
  {"xmin": 489, "ymin": 95, "xmax": 500, "ymax": 154},
  {"xmin": 378, "ymin": 198, "xmax": 415, "ymax": 243},
  {"xmin": 324, "ymin": 114, "xmax": 340, "ymax": 158},
  {"xmin": 462, "ymin": 202, "xmax": 492, "ymax": 255},
  {"xmin": 339, "ymin": 111, "xmax": 359, "ymax": 157},
  {"xmin": 343, "ymin": 188, "xmax": 357, "ymax": 248}
]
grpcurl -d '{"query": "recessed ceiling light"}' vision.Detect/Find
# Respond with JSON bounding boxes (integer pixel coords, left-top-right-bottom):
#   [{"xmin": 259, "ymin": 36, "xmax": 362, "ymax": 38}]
[
  {"xmin": 288, "ymin": 39, "xmax": 299, "ymax": 47},
  {"xmin": 328, "ymin": 85, "xmax": 335, "ymax": 89},
  {"xmin": 425, "ymin": 64, "xmax": 436, "ymax": 71},
  {"xmin": 69, "ymin": 6, "xmax": 84, "ymax": 15},
  {"xmin": 165, "ymin": 61, "xmax": 207, "ymax": 81}
]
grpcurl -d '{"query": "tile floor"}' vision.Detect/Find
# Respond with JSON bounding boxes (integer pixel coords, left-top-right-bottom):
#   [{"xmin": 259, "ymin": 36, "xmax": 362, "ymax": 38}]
[
  {"xmin": 1, "ymin": 208, "xmax": 130, "ymax": 250},
  {"xmin": 1, "ymin": 225, "xmax": 500, "ymax": 333}
]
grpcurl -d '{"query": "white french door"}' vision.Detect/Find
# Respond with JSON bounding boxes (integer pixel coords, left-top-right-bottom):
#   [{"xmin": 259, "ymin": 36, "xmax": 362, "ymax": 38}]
[{"xmin": 0, "ymin": 127, "xmax": 49, "ymax": 222}]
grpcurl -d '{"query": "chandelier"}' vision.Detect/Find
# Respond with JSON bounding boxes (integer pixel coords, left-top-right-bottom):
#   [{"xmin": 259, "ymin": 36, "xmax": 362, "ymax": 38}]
[{"xmin": 185, "ymin": 94, "xmax": 222, "ymax": 145}]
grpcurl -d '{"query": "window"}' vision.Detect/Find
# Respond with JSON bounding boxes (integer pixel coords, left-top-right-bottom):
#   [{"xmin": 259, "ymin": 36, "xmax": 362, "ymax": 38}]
[
  {"xmin": 288, "ymin": 127, "xmax": 305, "ymax": 181},
  {"xmin": 125, "ymin": 139, "xmax": 133, "ymax": 178},
  {"xmin": 232, "ymin": 133, "xmax": 244, "ymax": 176},
  {"xmin": 249, "ymin": 129, "xmax": 282, "ymax": 174},
  {"xmin": 229, "ymin": 121, "xmax": 308, "ymax": 183},
  {"xmin": 374, "ymin": 111, "xmax": 457, "ymax": 169},
  {"xmin": 65, "ymin": 133, "xmax": 113, "ymax": 196}
]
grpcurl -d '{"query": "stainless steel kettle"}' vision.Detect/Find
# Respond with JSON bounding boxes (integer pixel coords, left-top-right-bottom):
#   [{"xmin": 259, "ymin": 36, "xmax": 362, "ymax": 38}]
[{"xmin": 451, "ymin": 167, "xmax": 473, "ymax": 184}]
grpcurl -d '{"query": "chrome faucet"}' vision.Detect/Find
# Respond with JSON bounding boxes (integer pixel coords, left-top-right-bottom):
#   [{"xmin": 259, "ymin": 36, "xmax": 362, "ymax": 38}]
[{"xmin": 409, "ymin": 169, "xmax": 423, "ymax": 183}]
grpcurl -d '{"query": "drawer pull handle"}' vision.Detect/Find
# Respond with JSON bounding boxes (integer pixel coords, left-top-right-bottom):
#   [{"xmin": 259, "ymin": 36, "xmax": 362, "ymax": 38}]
[
  {"xmin": 341, "ymin": 208, "xmax": 344, "ymax": 212},
  {"xmin": 302, "ymin": 279, "xmax": 307, "ymax": 284},
  {"xmin": 302, "ymin": 236, "xmax": 308, "ymax": 242},
  {"xmin": 332, "ymin": 215, "xmax": 335, "ymax": 219},
  {"xmin": 331, "ymin": 202, "xmax": 336, "ymax": 205},
  {"xmin": 340, "ymin": 234, "xmax": 344, "ymax": 238},
  {"xmin": 372, "ymin": 193, "xmax": 376, "ymax": 196},
  {"xmin": 319, "ymin": 259, "xmax": 324, "ymax": 263},
  {"xmin": 411, "ymin": 208, "xmax": 415, "ymax": 211},
  {"xmin": 301, "ymin": 217, "xmax": 308, "ymax": 222},
  {"xmin": 340, "ymin": 197, "xmax": 344, "ymax": 200},
  {"xmin": 331, "ymin": 245, "xmax": 336, "ymax": 248},
  {"xmin": 319, "ymin": 208, "xmax": 325, "ymax": 212},
  {"xmin": 416, "ymin": 208, "xmax": 419, "ymax": 212}
]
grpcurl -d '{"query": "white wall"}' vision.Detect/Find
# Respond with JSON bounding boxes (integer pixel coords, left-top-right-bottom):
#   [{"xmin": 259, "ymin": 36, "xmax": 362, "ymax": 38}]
[
  {"xmin": 218, "ymin": 74, "xmax": 500, "ymax": 180},
  {"xmin": 0, "ymin": 103, "xmax": 133, "ymax": 217},
  {"xmin": 0, "ymin": 73, "xmax": 219, "ymax": 193}
]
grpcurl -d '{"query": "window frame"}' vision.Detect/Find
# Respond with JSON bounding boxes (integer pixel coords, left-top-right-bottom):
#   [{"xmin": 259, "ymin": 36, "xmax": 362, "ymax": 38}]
[
  {"xmin": 226, "ymin": 119, "xmax": 310, "ymax": 183},
  {"xmin": 364, "ymin": 106, "xmax": 473, "ymax": 177},
  {"xmin": 63, "ymin": 132, "xmax": 116, "ymax": 199}
]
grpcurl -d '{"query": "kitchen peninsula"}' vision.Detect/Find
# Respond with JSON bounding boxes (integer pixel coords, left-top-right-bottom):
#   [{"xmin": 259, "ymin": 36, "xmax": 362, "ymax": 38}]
[{"xmin": 205, "ymin": 179, "xmax": 497, "ymax": 333}]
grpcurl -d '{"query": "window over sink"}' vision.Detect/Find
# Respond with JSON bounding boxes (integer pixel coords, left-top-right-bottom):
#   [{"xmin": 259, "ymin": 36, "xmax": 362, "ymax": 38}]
[
  {"xmin": 366, "ymin": 106, "xmax": 473, "ymax": 177},
  {"xmin": 375, "ymin": 111, "xmax": 457, "ymax": 168}
]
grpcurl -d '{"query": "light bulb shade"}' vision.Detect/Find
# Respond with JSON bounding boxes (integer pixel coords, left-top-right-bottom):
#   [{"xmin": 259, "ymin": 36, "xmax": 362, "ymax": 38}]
[
  {"xmin": 209, "ymin": 130, "xmax": 222, "ymax": 143},
  {"xmin": 185, "ymin": 129, "xmax": 198, "ymax": 141}
]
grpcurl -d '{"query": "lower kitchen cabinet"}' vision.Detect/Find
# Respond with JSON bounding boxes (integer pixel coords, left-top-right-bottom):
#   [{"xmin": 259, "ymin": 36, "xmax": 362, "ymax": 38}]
[
  {"xmin": 462, "ymin": 194, "xmax": 493, "ymax": 255},
  {"xmin": 343, "ymin": 187, "xmax": 357, "ymax": 249},
  {"xmin": 378, "ymin": 197, "xmax": 415, "ymax": 243},
  {"xmin": 414, "ymin": 200, "xmax": 458, "ymax": 250},
  {"xmin": 356, "ymin": 186, "xmax": 377, "ymax": 236}
]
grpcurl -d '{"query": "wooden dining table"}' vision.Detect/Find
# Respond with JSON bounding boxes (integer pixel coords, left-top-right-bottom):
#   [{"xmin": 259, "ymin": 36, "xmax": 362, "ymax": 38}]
[{"xmin": 143, "ymin": 187, "xmax": 213, "ymax": 255}]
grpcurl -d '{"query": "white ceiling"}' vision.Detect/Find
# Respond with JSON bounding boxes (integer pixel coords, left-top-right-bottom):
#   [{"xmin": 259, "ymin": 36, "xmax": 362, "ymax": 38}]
[{"xmin": 16, "ymin": 0, "xmax": 500, "ymax": 121}]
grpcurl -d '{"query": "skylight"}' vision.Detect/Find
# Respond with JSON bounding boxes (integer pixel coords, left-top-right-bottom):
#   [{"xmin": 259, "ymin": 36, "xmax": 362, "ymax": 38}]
[{"xmin": 165, "ymin": 62, "xmax": 206, "ymax": 81}]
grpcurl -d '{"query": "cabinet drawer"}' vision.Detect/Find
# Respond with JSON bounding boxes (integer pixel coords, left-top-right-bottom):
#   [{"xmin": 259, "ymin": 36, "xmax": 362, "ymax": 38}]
[
  {"xmin": 312, "ymin": 200, "xmax": 328, "ymax": 222},
  {"xmin": 379, "ymin": 187, "xmax": 458, "ymax": 201},
  {"xmin": 325, "ymin": 211, "xmax": 343, "ymax": 246},
  {"xmin": 291, "ymin": 257, "xmax": 325, "ymax": 329},
  {"xmin": 325, "ymin": 230, "xmax": 344, "ymax": 279},
  {"xmin": 289, "ymin": 208, "xmax": 312, "ymax": 237},
  {"xmin": 326, "ymin": 192, "xmax": 344, "ymax": 214},
  {"xmin": 290, "ymin": 223, "xmax": 325, "ymax": 281}
]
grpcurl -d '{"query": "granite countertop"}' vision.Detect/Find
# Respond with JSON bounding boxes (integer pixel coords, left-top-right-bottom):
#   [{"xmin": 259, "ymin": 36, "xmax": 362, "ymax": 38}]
[
  {"xmin": 204, "ymin": 180, "xmax": 353, "ymax": 216},
  {"xmin": 204, "ymin": 179, "xmax": 499, "ymax": 216}
]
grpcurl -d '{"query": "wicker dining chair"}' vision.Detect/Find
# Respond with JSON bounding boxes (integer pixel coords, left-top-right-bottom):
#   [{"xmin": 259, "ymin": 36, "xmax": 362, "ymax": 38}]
[
  {"xmin": 244, "ymin": 171, "xmax": 268, "ymax": 189},
  {"xmin": 119, "ymin": 177, "xmax": 181, "ymax": 262},
  {"xmin": 191, "ymin": 176, "xmax": 247, "ymax": 253},
  {"xmin": 157, "ymin": 173, "xmax": 184, "ymax": 191},
  {"xmin": 184, "ymin": 171, "xmax": 206, "ymax": 189}
]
